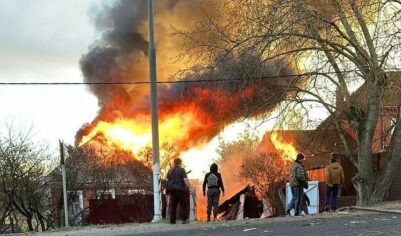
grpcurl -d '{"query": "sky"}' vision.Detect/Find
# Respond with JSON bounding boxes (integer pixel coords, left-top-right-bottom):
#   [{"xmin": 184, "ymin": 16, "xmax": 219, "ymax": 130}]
[
  {"xmin": 0, "ymin": 0, "xmax": 99, "ymax": 153},
  {"xmin": 0, "ymin": 0, "xmax": 275, "ymax": 179}
]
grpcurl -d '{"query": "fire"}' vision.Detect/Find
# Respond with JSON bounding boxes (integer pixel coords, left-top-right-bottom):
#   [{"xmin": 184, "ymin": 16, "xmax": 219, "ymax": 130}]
[
  {"xmin": 79, "ymin": 119, "xmax": 152, "ymax": 154},
  {"xmin": 79, "ymin": 112, "xmax": 202, "ymax": 155},
  {"xmin": 270, "ymin": 132, "xmax": 298, "ymax": 160},
  {"xmin": 78, "ymin": 103, "xmax": 214, "ymax": 161}
]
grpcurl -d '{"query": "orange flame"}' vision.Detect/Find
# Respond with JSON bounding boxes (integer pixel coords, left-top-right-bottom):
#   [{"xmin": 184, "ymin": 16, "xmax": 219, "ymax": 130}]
[
  {"xmin": 79, "ymin": 118, "xmax": 151, "ymax": 155},
  {"xmin": 79, "ymin": 104, "xmax": 213, "ymax": 159},
  {"xmin": 270, "ymin": 132, "xmax": 298, "ymax": 160}
]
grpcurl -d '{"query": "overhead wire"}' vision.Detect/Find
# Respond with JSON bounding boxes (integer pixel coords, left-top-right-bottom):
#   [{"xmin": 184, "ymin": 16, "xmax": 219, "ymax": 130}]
[{"xmin": 0, "ymin": 68, "xmax": 399, "ymax": 85}]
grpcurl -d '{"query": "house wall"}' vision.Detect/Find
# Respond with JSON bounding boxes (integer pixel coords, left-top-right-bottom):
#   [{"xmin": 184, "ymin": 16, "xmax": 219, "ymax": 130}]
[
  {"xmin": 339, "ymin": 156, "xmax": 357, "ymax": 196},
  {"xmin": 371, "ymin": 107, "xmax": 401, "ymax": 200},
  {"xmin": 307, "ymin": 155, "xmax": 357, "ymax": 197},
  {"xmin": 372, "ymin": 107, "xmax": 398, "ymax": 153},
  {"xmin": 308, "ymin": 168, "xmax": 325, "ymax": 182},
  {"xmin": 316, "ymin": 108, "xmax": 399, "ymax": 199}
]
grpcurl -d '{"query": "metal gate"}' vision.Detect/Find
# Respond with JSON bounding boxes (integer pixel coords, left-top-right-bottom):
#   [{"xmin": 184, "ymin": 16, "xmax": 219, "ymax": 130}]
[{"xmin": 285, "ymin": 181, "xmax": 319, "ymax": 215}]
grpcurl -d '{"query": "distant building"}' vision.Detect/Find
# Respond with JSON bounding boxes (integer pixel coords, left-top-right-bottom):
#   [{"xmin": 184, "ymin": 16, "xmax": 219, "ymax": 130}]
[{"xmin": 44, "ymin": 146, "xmax": 153, "ymax": 226}]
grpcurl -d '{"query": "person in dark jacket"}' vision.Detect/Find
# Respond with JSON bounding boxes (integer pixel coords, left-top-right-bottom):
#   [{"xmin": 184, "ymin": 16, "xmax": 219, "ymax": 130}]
[
  {"xmin": 166, "ymin": 158, "xmax": 191, "ymax": 224},
  {"xmin": 203, "ymin": 163, "xmax": 225, "ymax": 222}
]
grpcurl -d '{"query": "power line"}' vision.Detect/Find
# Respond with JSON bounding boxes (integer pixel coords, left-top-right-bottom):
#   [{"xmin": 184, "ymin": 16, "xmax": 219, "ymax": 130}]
[
  {"xmin": 0, "ymin": 68, "xmax": 398, "ymax": 85},
  {"xmin": 0, "ymin": 73, "xmax": 300, "ymax": 85}
]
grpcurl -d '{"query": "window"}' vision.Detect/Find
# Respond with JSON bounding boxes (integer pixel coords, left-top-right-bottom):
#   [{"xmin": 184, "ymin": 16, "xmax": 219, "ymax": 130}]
[
  {"xmin": 128, "ymin": 189, "xmax": 149, "ymax": 195},
  {"xmin": 96, "ymin": 189, "xmax": 115, "ymax": 199}
]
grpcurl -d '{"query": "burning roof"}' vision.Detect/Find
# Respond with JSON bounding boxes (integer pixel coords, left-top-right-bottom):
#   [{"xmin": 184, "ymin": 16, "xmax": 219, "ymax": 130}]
[{"xmin": 75, "ymin": 0, "xmax": 299, "ymax": 160}]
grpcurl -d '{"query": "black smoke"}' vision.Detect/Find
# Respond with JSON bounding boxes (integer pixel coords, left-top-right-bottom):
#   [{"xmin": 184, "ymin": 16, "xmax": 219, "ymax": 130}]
[{"xmin": 77, "ymin": 0, "xmax": 296, "ymax": 148}]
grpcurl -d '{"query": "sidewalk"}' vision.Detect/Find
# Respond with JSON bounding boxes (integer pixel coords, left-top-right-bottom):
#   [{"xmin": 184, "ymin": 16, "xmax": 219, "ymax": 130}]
[{"xmin": 29, "ymin": 201, "xmax": 401, "ymax": 236}]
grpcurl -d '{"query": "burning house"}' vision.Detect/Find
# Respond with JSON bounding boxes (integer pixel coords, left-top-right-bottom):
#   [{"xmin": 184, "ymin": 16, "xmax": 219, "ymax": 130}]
[
  {"xmin": 71, "ymin": 0, "xmax": 300, "ymax": 222},
  {"xmin": 66, "ymin": 0, "xmax": 401, "ymax": 220},
  {"xmin": 75, "ymin": 0, "xmax": 297, "ymax": 166}
]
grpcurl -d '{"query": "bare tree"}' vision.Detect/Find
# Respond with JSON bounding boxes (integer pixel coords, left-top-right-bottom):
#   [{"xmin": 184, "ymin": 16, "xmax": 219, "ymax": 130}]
[
  {"xmin": 0, "ymin": 125, "xmax": 51, "ymax": 232},
  {"xmin": 238, "ymin": 153, "xmax": 290, "ymax": 216},
  {"xmin": 177, "ymin": 0, "xmax": 401, "ymax": 205},
  {"xmin": 137, "ymin": 142, "xmax": 179, "ymax": 197},
  {"xmin": 0, "ymin": 182, "xmax": 11, "ymax": 233},
  {"xmin": 217, "ymin": 129, "xmax": 290, "ymax": 215},
  {"xmin": 137, "ymin": 142, "xmax": 179, "ymax": 178},
  {"xmin": 43, "ymin": 145, "xmax": 103, "ymax": 227},
  {"xmin": 46, "ymin": 145, "xmax": 154, "ymax": 226}
]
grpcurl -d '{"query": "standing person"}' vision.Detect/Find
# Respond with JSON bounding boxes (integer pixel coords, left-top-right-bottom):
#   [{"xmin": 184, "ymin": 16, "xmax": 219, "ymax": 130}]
[
  {"xmin": 287, "ymin": 153, "xmax": 307, "ymax": 216},
  {"xmin": 166, "ymin": 158, "xmax": 191, "ymax": 224},
  {"xmin": 324, "ymin": 154, "xmax": 344, "ymax": 211},
  {"xmin": 203, "ymin": 163, "xmax": 225, "ymax": 222}
]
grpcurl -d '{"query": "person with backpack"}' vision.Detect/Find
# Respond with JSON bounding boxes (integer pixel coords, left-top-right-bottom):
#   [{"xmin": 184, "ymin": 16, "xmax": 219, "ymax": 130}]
[
  {"xmin": 203, "ymin": 163, "xmax": 225, "ymax": 222},
  {"xmin": 166, "ymin": 158, "xmax": 191, "ymax": 224}
]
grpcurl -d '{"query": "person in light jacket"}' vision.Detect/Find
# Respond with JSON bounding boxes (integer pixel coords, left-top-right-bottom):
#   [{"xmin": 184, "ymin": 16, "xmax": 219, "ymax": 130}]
[{"xmin": 324, "ymin": 154, "xmax": 344, "ymax": 211}]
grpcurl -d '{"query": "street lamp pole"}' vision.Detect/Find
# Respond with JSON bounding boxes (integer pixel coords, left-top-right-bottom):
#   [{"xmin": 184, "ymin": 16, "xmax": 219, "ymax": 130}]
[
  {"xmin": 147, "ymin": 0, "xmax": 162, "ymax": 222},
  {"xmin": 59, "ymin": 139, "xmax": 69, "ymax": 227}
]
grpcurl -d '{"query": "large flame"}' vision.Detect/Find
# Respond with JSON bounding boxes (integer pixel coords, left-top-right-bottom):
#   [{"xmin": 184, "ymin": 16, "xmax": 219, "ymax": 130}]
[
  {"xmin": 79, "ymin": 104, "xmax": 213, "ymax": 157},
  {"xmin": 270, "ymin": 132, "xmax": 298, "ymax": 160}
]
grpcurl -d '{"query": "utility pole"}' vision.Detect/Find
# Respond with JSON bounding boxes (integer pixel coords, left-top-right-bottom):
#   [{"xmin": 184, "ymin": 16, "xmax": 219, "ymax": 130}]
[
  {"xmin": 147, "ymin": 0, "xmax": 161, "ymax": 222},
  {"xmin": 59, "ymin": 140, "xmax": 69, "ymax": 227}
]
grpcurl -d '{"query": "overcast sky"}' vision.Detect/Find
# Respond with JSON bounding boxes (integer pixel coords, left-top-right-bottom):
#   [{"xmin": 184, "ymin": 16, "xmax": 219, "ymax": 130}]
[{"xmin": 0, "ymin": 0, "xmax": 101, "ymax": 153}]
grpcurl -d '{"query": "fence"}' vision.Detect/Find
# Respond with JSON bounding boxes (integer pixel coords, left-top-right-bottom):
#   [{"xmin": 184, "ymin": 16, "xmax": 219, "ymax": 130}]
[{"xmin": 88, "ymin": 194, "xmax": 153, "ymax": 224}]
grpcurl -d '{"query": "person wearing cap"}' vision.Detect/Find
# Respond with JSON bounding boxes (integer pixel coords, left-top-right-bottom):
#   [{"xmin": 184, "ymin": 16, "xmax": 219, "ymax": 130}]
[
  {"xmin": 324, "ymin": 154, "xmax": 344, "ymax": 211},
  {"xmin": 203, "ymin": 163, "xmax": 225, "ymax": 222},
  {"xmin": 166, "ymin": 158, "xmax": 191, "ymax": 224},
  {"xmin": 288, "ymin": 153, "xmax": 307, "ymax": 216}
]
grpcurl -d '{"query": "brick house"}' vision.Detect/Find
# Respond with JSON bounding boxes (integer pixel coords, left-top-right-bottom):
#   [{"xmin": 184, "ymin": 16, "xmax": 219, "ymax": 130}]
[{"xmin": 259, "ymin": 72, "xmax": 401, "ymax": 207}]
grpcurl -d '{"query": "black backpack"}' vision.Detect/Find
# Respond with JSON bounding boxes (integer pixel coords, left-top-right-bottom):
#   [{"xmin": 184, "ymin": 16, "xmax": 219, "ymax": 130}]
[{"xmin": 166, "ymin": 168, "xmax": 177, "ymax": 193}]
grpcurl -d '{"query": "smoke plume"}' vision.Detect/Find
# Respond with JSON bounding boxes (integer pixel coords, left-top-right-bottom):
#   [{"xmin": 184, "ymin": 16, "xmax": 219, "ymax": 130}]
[{"xmin": 77, "ymin": 0, "xmax": 295, "ymax": 149}]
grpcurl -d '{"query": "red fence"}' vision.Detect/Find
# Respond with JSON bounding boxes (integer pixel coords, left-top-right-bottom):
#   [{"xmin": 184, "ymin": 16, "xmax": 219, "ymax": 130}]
[{"xmin": 89, "ymin": 194, "xmax": 153, "ymax": 224}]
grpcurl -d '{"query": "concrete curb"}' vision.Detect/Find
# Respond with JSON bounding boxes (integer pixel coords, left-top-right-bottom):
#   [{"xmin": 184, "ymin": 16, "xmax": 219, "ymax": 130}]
[{"xmin": 338, "ymin": 206, "xmax": 401, "ymax": 215}]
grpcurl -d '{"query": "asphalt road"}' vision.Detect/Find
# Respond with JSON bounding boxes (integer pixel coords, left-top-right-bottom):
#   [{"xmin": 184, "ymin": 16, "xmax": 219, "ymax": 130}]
[
  {"xmin": 130, "ymin": 213, "xmax": 401, "ymax": 236},
  {"xmin": 37, "ymin": 212, "xmax": 401, "ymax": 236}
]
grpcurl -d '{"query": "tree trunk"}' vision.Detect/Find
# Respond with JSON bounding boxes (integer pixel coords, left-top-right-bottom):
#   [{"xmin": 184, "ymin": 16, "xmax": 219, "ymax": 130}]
[
  {"xmin": 26, "ymin": 217, "xmax": 34, "ymax": 232},
  {"xmin": 354, "ymin": 177, "xmax": 387, "ymax": 206},
  {"xmin": 353, "ymin": 75, "xmax": 385, "ymax": 206},
  {"xmin": 37, "ymin": 212, "xmax": 46, "ymax": 232},
  {"xmin": 10, "ymin": 217, "xmax": 14, "ymax": 233}
]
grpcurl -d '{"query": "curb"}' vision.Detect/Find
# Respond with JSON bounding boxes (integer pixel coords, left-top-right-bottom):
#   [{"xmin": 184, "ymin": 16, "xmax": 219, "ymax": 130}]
[{"xmin": 338, "ymin": 206, "xmax": 401, "ymax": 215}]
